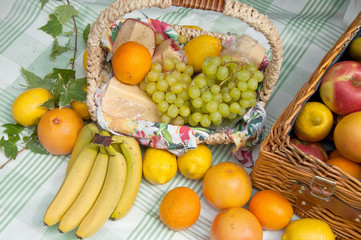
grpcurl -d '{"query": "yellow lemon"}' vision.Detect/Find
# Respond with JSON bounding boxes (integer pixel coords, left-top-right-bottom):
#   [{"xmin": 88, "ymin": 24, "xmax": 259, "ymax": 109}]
[
  {"xmin": 183, "ymin": 35, "xmax": 222, "ymax": 73},
  {"xmin": 71, "ymin": 84, "xmax": 91, "ymax": 120},
  {"xmin": 293, "ymin": 102, "xmax": 333, "ymax": 142},
  {"xmin": 83, "ymin": 49, "xmax": 87, "ymax": 71},
  {"xmin": 182, "ymin": 25, "xmax": 203, "ymax": 30},
  {"xmin": 282, "ymin": 218, "xmax": 335, "ymax": 240},
  {"xmin": 177, "ymin": 144, "xmax": 212, "ymax": 180},
  {"xmin": 143, "ymin": 148, "xmax": 177, "ymax": 185},
  {"xmin": 11, "ymin": 88, "xmax": 53, "ymax": 126}
]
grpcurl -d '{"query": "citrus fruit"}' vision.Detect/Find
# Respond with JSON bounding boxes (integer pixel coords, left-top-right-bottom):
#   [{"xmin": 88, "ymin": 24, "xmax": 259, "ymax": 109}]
[
  {"xmin": 248, "ymin": 189, "xmax": 294, "ymax": 231},
  {"xmin": 202, "ymin": 161, "xmax": 252, "ymax": 210},
  {"xmin": 177, "ymin": 144, "xmax": 212, "ymax": 180},
  {"xmin": 11, "ymin": 88, "xmax": 53, "ymax": 126},
  {"xmin": 210, "ymin": 207, "xmax": 263, "ymax": 240},
  {"xmin": 293, "ymin": 102, "xmax": 333, "ymax": 142},
  {"xmin": 142, "ymin": 148, "xmax": 177, "ymax": 184},
  {"xmin": 111, "ymin": 41, "xmax": 152, "ymax": 85},
  {"xmin": 326, "ymin": 156, "xmax": 361, "ymax": 179},
  {"xmin": 328, "ymin": 149, "xmax": 343, "ymax": 159},
  {"xmin": 83, "ymin": 49, "xmax": 87, "ymax": 71},
  {"xmin": 282, "ymin": 218, "xmax": 335, "ymax": 240},
  {"xmin": 182, "ymin": 25, "xmax": 203, "ymax": 30},
  {"xmin": 71, "ymin": 84, "xmax": 91, "ymax": 120},
  {"xmin": 334, "ymin": 111, "xmax": 361, "ymax": 163},
  {"xmin": 183, "ymin": 35, "xmax": 222, "ymax": 73},
  {"xmin": 159, "ymin": 187, "xmax": 201, "ymax": 231},
  {"xmin": 37, "ymin": 107, "xmax": 84, "ymax": 155}
]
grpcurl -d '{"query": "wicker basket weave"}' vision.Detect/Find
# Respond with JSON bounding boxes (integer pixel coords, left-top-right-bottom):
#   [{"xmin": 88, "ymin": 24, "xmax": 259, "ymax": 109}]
[
  {"xmin": 85, "ymin": 0, "xmax": 283, "ymax": 145},
  {"xmin": 250, "ymin": 13, "xmax": 361, "ymax": 240}
]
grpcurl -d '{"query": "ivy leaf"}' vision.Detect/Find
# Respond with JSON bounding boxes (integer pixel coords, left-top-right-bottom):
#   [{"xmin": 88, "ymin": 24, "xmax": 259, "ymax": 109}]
[
  {"xmin": 42, "ymin": 74, "xmax": 66, "ymax": 109},
  {"xmin": 39, "ymin": 0, "xmax": 49, "ymax": 9},
  {"xmin": 20, "ymin": 67, "xmax": 55, "ymax": 91},
  {"xmin": 2, "ymin": 123, "xmax": 24, "ymax": 135},
  {"xmin": 54, "ymin": 5, "xmax": 79, "ymax": 24},
  {"xmin": 50, "ymin": 39, "xmax": 71, "ymax": 61},
  {"xmin": 25, "ymin": 135, "xmax": 47, "ymax": 154},
  {"xmin": 83, "ymin": 24, "xmax": 91, "ymax": 45},
  {"xmin": 0, "ymin": 137, "xmax": 18, "ymax": 159},
  {"xmin": 45, "ymin": 68, "xmax": 76, "ymax": 82},
  {"xmin": 59, "ymin": 77, "xmax": 87, "ymax": 107},
  {"xmin": 38, "ymin": 14, "xmax": 62, "ymax": 38}
]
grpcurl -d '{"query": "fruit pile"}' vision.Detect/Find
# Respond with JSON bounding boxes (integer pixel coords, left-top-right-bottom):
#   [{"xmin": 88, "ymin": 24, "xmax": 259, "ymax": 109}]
[{"xmin": 290, "ymin": 36, "xmax": 361, "ymax": 180}]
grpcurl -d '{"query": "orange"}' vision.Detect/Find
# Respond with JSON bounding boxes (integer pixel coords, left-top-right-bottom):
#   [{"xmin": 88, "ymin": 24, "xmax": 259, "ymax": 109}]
[
  {"xmin": 37, "ymin": 108, "xmax": 84, "ymax": 155},
  {"xmin": 210, "ymin": 207, "xmax": 263, "ymax": 240},
  {"xmin": 159, "ymin": 187, "xmax": 201, "ymax": 231},
  {"xmin": 248, "ymin": 189, "xmax": 294, "ymax": 231},
  {"xmin": 71, "ymin": 84, "xmax": 91, "ymax": 120},
  {"xmin": 326, "ymin": 156, "xmax": 361, "ymax": 179},
  {"xmin": 111, "ymin": 41, "xmax": 152, "ymax": 85},
  {"xmin": 293, "ymin": 102, "xmax": 333, "ymax": 142},
  {"xmin": 202, "ymin": 162, "xmax": 252, "ymax": 210},
  {"xmin": 328, "ymin": 149, "xmax": 343, "ymax": 159}
]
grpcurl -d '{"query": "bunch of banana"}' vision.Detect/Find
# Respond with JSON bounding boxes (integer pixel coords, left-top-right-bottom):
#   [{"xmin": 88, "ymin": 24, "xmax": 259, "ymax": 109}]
[{"xmin": 43, "ymin": 123, "xmax": 143, "ymax": 239}]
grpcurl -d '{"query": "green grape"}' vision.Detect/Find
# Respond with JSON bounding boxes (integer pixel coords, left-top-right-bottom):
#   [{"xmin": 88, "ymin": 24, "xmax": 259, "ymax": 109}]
[
  {"xmin": 161, "ymin": 114, "xmax": 171, "ymax": 124},
  {"xmin": 206, "ymin": 100, "xmax": 218, "ymax": 113},
  {"xmin": 158, "ymin": 100, "xmax": 169, "ymax": 112},
  {"xmin": 172, "ymin": 57, "xmax": 181, "ymax": 64},
  {"xmin": 205, "ymin": 77, "xmax": 216, "ymax": 86},
  {"xmin": 155, "ymin": 33, "xmax": 164, "ymax": 45},
  {"xmin": 167, "ymin": 104, "xmax": 179, "ymax": 118},
  {"xmin": 147, "ymin": 71, "xmax": 159, "ymax": 82},
  {"xmin": 242, "ymin": 90, "xmax": 256, "ymax": 100},
  {"xmin": 248, "ymin": 77, "xmax": 258, "ymax": 90},
  {"xmin": 211, "ymin": 85, "xmax": 220, "ymax": 94},
  {"xmin": 246, "ymin": 63, "xmax": 258, "ymax": 72},
  {"xmin": 172, "ymin": 70, "xmax": 182, "ymax": 80},
  {"xmin": 230, "ymin": 88, "xmax": 241, "ymax": 100},
  {"xmin": 151, "ymin": 62, "xmax": 162, "ymax": 72},
  {"xmin": 174, "ymin": 97, "xmax": 185, "ymax": 108},
  {"xmin": 218, "ymin": 103, "xmax": 230, "ymax": 117},
  {"xmin": 156, "ymin": 79, "xmax": 168, "ymax": 91},
  {"xmin": 253, "ymin": 70, "xmax": 264, "ymax": 82},
  {"xmin": 166, "ymin": 75, "xmax": 177, "ymax": 86},
  {"xmin": 221, "ymin": 55, "xmax": 233, "ymax": 65},
  {"xmin": 139, "ymin": 80, "xmax": 147, "ymax": 91},
  {"xmin": 230, "ymin": 102, "xmax": 241, "ymax": 114},
  {"xmin": 179, "ymin": 105, "xmax": 191, "ymax": 117},
  {"xmin": 159, "ymin": 72, "xmax": 165, "ymax": 81},
  {"xmin": 221, "ymin": 87, "xmax": 229, "ymax": 93},
  {"xmin": 146, "ymin": 82, "xmax": 157, "ymax": 95},
  {"xmin": 188, "ymin": 116, "xmax": 198, "ymax": 126},
  {"xmin": 183, "ymin": 100, "xmax": 191, "ymax": 108},
  {"xmin": 152, "ymin": 91, "xmax": 165, "ymax": 103},
  {"xmin": 177, "ymin": 34, "xmax": 188, "ymax": 44},
  {"xmin": 164, "ymin": 58, "xmax": 174, "ymax": 70},
  {"xmin": 216, "ymin": 66, "xmax": 229, "ymax": 81},
  {"xmin": 188, "ymin": 85, "xmax": 201, "ymax": 98},
  {"xmin": 175, "ymin": 61, "xmax": 186, "ymax": 72},
  {"xmin": 249, "ymin": 98, "xmax": 257, "ymax": 107},
  {"xmin": 228, "ymin": 81, "xmax": 236, "ymax": 89},
  {"xmin": 165, "ymin": 92, "xmax": 176, "ymax": 103},
  {"xmin": 238, "ymin": 106, "xmax": 246, "ymax": 116},
  {"xmin": 226, "ymin": 62, "xmax": 238, "ymax": 72},
  {"xmin": 194, "ymin": 75, "xmax": 207, "ymax": 88},
  {"xmin": 183, "ymin": 116, "xmax": 189, "ymax": 124},
  {"xmin": 177, "ymin": 90, "xmax": 190, "ymax": 101},
  {"xmin": 212, "ymin": 118, "xmax": 222, "ymax": 126},
  {"xmin": 156, "ymin": 109, "xmax": 163, "ymax": 117},
  {"xmin": 200, "ymin": 114, "xmax": 211, "ymax": 128},
  {"xmin": 228, "ymin": 112, "xmax": 238, "ymax": 120},
  {"xmin": 201, "ymin": 91, "xmax": 212, "ymax": 103},
  {"xmin": 239, "ymin": 99, "xmax": 250, "ymax": 108},
  {"xmin": 205, "ymin": 64, "xmax": 217, "ymax": 75},
  {"xmin": 184, "ymin": 65, "xmax": 194, "ymax": 76},
  {"xmin": 201, "ymin": 104, "xmax": 208, "ymax": 113},
  {"xmin": 181, "ymin": 73, "xmax": 192, "ymax": 84},
  {"xmin": 236, "ymin": 69, "xmax": 251, "ymax": 82},
  {"xmin": 237, "ymin": 81, "xmax": 248, "ymax": 91},
  {"xmin": 173, "ymin": 116, "xmax": 185, "ymax": 126},
  {"xmin": 212, "ymin": 93, "xmax": 222, "ymax": 102},
  {"xmin": 191, "ymin": 112, "xmax": 202, "ymax": 123},
  {"xmin": 222, "ymin": 92, "xmax": 232, "ymax": 103},
  {"xmin": 203, "ymin": 56, "xmax": 212, "ymax": 66},
  {"xmin": 171, "ymin": 82, "xmax": 183, "ymax": 94},
  {"xmin": 210, "ymin": 111, "xmax": 222, "ymax": 123},
  {"xmin": 192, "ymin": 97, "xmax": 203, "ymax": 108},
  {"xmin": 211, "ymin": 56, "xmax": 222, "ymax": 67}
]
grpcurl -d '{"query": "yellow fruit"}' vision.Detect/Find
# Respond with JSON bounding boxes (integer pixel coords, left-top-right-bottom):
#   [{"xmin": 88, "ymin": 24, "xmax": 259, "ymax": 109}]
[
  {"xmin": 293, "ymin": 102, "xmax": 333, "ymax": 142},
  {"xmin": 71, "ymin": 84, "xmax": 91, "ymax": 120},
  {"xmin": 182, "ymin": 25, "xmax": 203, "ymax": 30},
  {"xmin": 348, "ymin": 36, "xmax": 361, "ymax": 61},
  {"xmin": 177, "ymin": 144, "xmax": 212, "ymax": 180},
  {"xmin": 83, "ymin": 49, "xmax": 87, "ymax": 71},
  {"xmin": 11, "ymin": 88, "xmax": 53, "ymax": 126},
  {"xmin": 183, "ymin": 35, "xmax": 222, "ymax": 73},
  {"xmin": 282, "ymin": 218, "xmax": 335, "ymax": 240},
  {"xmin": 142, "ymin": 148, "xmax": 177, "ymax": 185}
]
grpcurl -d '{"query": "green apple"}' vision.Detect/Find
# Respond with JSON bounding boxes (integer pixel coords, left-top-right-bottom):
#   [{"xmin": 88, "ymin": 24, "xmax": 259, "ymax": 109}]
[{"xmin": 348, "ymin": 36, "xmax": 361, "ymax": 61}]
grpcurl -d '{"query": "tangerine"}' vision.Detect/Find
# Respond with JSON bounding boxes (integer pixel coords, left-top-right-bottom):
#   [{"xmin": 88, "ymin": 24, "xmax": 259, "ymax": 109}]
[
  {"xmin": 328, "ymin": 149, "xmax": 343, "ymax": 159},
  {"xmin": 159, "ymin": 187, "xmax": 201, "ymax": 231},
  {"xmin": 111, "ymin": 41, "xmax": 152, "ymax": 85},
  {"xmin": 326, "ymin": 156, "xmax": 361, "ymax": 179},
  {"xmin": 248, "ymin": 189, "xmax": 294, "ymax": 230},
  {"xmin": 37, "ymin": 108, "xmax": 84, "ymax": 155},
  {"xmin": 202, "ymin": 162, "xmax": 252, "ymax": 210}
]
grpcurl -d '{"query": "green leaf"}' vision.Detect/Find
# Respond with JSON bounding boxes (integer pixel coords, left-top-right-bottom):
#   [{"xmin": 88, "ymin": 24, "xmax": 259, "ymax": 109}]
[
  {"xmin": 83, "ymin": 24, "xmax": 91, "ymax": 45},
  {"xmin": 2, "ymin": 123, "xmax": 24, "ymax": 135},
  {"xmin": 50, "ymin": 39, "xmax": 71, "ymax": 61},
  {"xmin": 45, "ymin": 68, "xmax": 76, "ymax": 82},
  {"xmin": 54, "ymin": 4, "xmax": 79, "ymax": 24},
  {"xmin": 42, "ymin": 74, "xmax": 66, "ymax": 109},
  {"xmin": 0, "ymin": 137, "xmax": 18, "ymax": 159},
  {"xmin": 59, "ymin": 77, "xmax": 87, "ymax": 107},
  {"xmin": 7, "ymin": 134, "xmax": 21, "ymax": 144},
  {"xmin": 20, "ymin": 67, "xmax": 55, "ymax": 91},
  {"xmin": 39, "ymin": 0, "xmax": 49, "ymax": 9},
  {"xmin": 25, "ymin": 135, "xmax": 47, "ymax": 154},
  {"xmin": 38, "ymin": 14, "xmax": 62, "ymax": 38}
]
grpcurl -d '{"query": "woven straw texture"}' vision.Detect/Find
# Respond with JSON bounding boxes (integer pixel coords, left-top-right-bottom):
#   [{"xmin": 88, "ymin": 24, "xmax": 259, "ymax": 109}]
[
  {"xmin": 250, "ymin": 13, "xmax": 361, "ymax": 240},
  {"xmin": 85, "ymin": 0, "xmax": 283, "ymax": 145}
]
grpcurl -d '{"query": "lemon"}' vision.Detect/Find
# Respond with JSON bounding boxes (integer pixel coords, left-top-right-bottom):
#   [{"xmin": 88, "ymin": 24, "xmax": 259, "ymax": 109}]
[
  {"xmin": 282, "ymin": 218, "xmax": 335, "ymax": 240},
  {"xmin": 143, "ymin": 148, "xmax": 177, "ymax": 185},
  {"xmin": 183, "ymin": 35, "xmax": 222, "ymax": 73},
  {"xmin": 177, "ymin": 144, "xmax": 212, "ymax": 180},
  {"xmin": 11, "ymin": 88, "xmax": 53, "ymax": 126},
  {"xmin": 293, "ymin": 102, "xmax": 333, "ymax": 142},
  {"xmin": 71, "ymin": 84, "xmax": 91, "ymax": 120},
  {"xmin": 182, "ymin": 25, "xmax": 203, "ymax": 30}
]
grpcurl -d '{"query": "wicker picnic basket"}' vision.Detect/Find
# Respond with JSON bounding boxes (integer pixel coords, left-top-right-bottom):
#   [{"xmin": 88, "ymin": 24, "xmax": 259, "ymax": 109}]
[
  {"xmin": 250, "ymin": 13, "xmax": 361, "ymax": 240},
  {"xmin": 85, "ymin": 0, "xmax": 283, "ymax": 145}
]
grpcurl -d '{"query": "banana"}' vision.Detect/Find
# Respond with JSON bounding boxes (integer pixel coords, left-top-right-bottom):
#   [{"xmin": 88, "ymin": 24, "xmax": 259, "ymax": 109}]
[
  {"xmin": 110, "ymin": 135, "xmax": 142, "ymax": 220},
  {"xmin": 58, "ymin": 146, "xmax": 109, "ymax": 233},
  {"xmin": 66, "ymin": 122, "xmax": 99, "ymax": 175},
  {"xmin": 43, "ymin": 143, "xmax": 99, "ymax": 227},
  {"xmin": 76, "ymin": 144, "xmax": 127, "ymax": 239}
]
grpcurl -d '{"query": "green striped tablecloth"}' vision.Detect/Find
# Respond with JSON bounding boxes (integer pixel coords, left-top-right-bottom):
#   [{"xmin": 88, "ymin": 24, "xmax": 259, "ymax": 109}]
[{"xmin": 0, "ymin": 0, "xmax": 359, "ymax": 239}]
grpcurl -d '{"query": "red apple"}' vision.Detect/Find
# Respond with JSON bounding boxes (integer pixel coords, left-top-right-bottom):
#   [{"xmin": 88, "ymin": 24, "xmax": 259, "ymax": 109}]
[
  {"xmin": 291, "ymin": 138, "xmax": 328, "ymax": 162},
  {"xmin": 319, "ymin": 61, "xmax": 361, "ymax": 115}
]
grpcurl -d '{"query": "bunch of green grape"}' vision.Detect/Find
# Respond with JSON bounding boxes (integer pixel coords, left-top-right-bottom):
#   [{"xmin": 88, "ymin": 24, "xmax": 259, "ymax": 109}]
[{"xmin": 139, "ymin": 56, "xmax": 264, "ymax": 128}]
